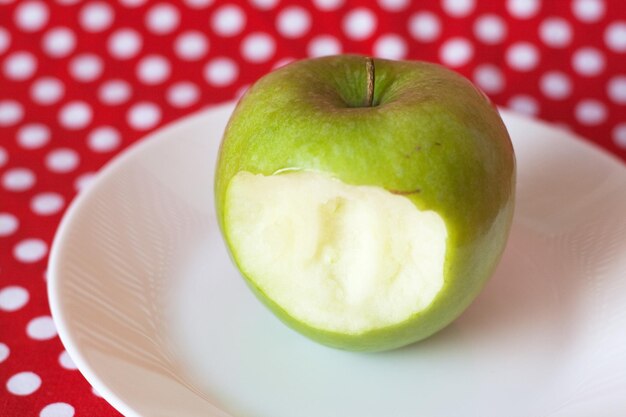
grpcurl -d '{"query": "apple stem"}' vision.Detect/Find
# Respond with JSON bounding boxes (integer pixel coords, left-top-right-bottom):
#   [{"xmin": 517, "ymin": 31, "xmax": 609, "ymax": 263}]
[{"xmin": 366, "ymin": 57, "xmax": 375, "ymax": 107}]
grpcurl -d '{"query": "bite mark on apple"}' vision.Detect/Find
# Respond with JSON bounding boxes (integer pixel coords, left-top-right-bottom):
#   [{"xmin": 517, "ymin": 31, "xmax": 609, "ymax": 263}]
[{"xmin": 224, "ymin": 170, "xmax": 447, "ymax": 334}]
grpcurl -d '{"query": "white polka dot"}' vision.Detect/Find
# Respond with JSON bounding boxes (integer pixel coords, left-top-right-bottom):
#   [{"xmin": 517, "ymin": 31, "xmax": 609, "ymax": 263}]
[
  {"xmin": 307, "ymin": 35, "xmax": 342, "ymax": 57},
  {"xmin": 572, "ymin": 47, "xmax": 605, "ymax": 77},
  {"xmin": 184, "ymin": 0, "xmax": 214, "ymax": 8},
  {"xmin": 506, "ymin": 42, "xmax": 539, "ymax": 71},
  {"xmin": 506, "ymin": 0, "xmax": 540, "ymax": 19},
  {"xmin": 0, "ymin": 100, "xmax": 23, "ymax": 126},
  {"xmin": 88, "ymin": 126, "xmax": 121, "ymax": 152},
  {"xmin": 80, "ymin": 2, "xmax": 114, "ymax": 32},
  {"xmin": 0, "ymin": 343, "xmax": 8, "ymax": 363},
  {"xmin": 3, "ymin": 51, "xmax": 37, "ymax": 81},
  {"xmin": 74, "ymin": 172, "xmax": 96, "ymax": 192},
  {"xmin": 241, "ymin": 32, "xmax": 275, "ymax": 63},
  {"xmin": 343, "ymin": 8, "xmax": 377, "ymax": 41},
  {"xmin": 14, "ymin": 240, "xmax": 47, "ymax": 262},
  {"xmin": 58, "ymin": 101, "xmax": 92, "ymax": 130},
  {"xmin": 166, "ymin": 82, "xmax": 200, "ymax": 108},
  {"xmin": 14, "ymin": 1, "xmax": 49, "ymax": 32},
  {"xmin": 175, "ymin": 31, "xmax": 209, "ymax": 61},
  {"xmin": 17, "ymin": 124, "xmax": 51, "ymax": 149},
  {"xmin": 119, "ymin": 0, "xmax": 147, "ymax": 7},
  {"xmin": 46, "ymin": 148, "xmax": 80, "ymax": 173},
  {"xmin": 40, "ymin": 402, "xmax": 75, "ymax": 417},
  {"xmin": 145, "ymin": 3, "xmax": 180, "ymax": 35},
  {"xmin": 539, "ymin": 17, "xmax": 572, "ymax": 48},
  {"xmin": 127, "ymin": 102, "xmax": 161, "ymax": 130},
  {"xmin": 211, "ymin": 4, "xmax": 246, "ymax": 37},
  {"xmin": 0, "ymin": 213, "xmax": 18, "ymax": 236},
  {"xmin": 613, "ymin": 123, "xmax": 626, "ymax": 148},
  {"xmin": 2, "ymin": 168, "xmax": 35, "ymax": 192},
  {"xmin": 540, "ymin": 71, "xmax": 572, "ymax": 100},
  {"xmin": 312, "ymin": 0, "xmax": 343, "ymax": 11},
  {"xmin": 439, "ymin": 37, "xmax": 473, "ymax": 67},
  {"xmin": 474, "ymin": 14, "xmax": 506, "ymax": 45},
  {"xmin": 31, "ymin": 193, "xmax": 65, "ymax": 215},
  {"xmin": 98, "ymin": 79, "xmax": 132, "ymax": 105},
  {"xmin": 203, "ymin": 57, "xmax": 238, "ymax": 86},
  {"xmin": 442, "ymin": 0, "xmax": 475, "ymax": 18},
  {"xmin": 605, "ymin": 21, "xmax": 626, "ymax": 52},
  {"xmin": 42, "ymin": 27, "xmax": 76, "ymax": 58},
  {"xmin": 607, "ymin": 75, "xmax": 626, "ymax": 105},
  {"xmin": 58, "ymin": 351, "xmax": 77, "ymax": 370},
  {"xmin": 108, "ymin": 28, "xmax": 143, "ymax": 59},
  {"xmin": 473, "ymin": 64, "xmax": 505, "ymax": 94},
  {"xmin": 6, "ymin": 372, "xmax": 41, "ymax": 396},
  {"xmin": 30, "ymin": 77, "xmax": 64, "ymax": 105},
  {"xmin": 69, "ymin": 54, "xmax": 104, "ymax": 82},
  {"xmin": 0, "ymin": 286, "xmax": 29, "ymax": 312},
  {"xmin": 508, "ymin": 95, "xmax": 539, "ymax": 116},
  {"xmin": 373, "ymin": 34, "xmax": 407, "ymax": 59},
  {"xmin": 408, "ymin": 12, "xmax": 441, "ymax": 42},
  {"xmin": 136, "ymin": 55, "xmax": 171, "ymax": 85},
  {"xmin": 27, "ymin": 316, "xmax": 57, "ymax": 340},
  {"xmin": 276, "ymin": 6, "xmax": 311, "ymax": 38},
  {"xmin": 572, "ymin": 0, "xmax": 605, "ymax": 23},
  {"xmin": 377, "ymin": 0, "xmax": 409, "ymax": 11},
  {"xmin": 0, "ymin": 27, "xmax": 11, "ymax": 55},
  {"xmin": 575, "ymin": 99, "xmax": 607, "ymax": 125}
]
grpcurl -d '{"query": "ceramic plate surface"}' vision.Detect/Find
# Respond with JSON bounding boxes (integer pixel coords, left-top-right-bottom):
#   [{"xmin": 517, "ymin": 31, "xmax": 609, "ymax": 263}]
[{"xmin": 48, "ymin": 102, "xmax": 626, "ymax": 417}]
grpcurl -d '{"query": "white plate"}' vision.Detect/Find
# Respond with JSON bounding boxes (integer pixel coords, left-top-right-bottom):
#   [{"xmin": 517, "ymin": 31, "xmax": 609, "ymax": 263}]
[{"xmin": 48, "ymin": 102, "xmax": 626, "ymax": 417}]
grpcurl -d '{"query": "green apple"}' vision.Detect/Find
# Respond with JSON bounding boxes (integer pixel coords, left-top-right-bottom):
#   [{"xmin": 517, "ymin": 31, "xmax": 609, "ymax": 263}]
[{"xmin": 215, "ymin": 55, "xmax": 515, "ymax": 352}]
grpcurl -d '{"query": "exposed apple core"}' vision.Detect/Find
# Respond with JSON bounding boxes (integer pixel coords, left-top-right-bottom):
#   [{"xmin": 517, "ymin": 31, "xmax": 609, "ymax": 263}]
[{"xmin": 224, "ymin": 170, "xmax": 448, "ymax": 334}]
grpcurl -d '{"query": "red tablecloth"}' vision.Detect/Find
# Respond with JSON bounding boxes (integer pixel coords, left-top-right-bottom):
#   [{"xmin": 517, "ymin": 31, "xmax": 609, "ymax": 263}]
[{"xmin": 1, "ymin": 0, "xmax": 625, "ymax": 415}]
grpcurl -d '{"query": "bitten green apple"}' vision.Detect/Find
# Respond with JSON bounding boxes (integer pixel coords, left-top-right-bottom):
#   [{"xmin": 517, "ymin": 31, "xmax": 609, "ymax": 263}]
[{"xmin": 215, "ymin": 55, "xmax": 515, "ymax": 352}]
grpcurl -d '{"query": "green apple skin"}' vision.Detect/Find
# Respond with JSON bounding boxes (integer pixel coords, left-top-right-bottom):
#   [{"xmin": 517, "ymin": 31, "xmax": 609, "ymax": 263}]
[{"xmin": 215, "ymin": 55, "xmax": 515, "ymax": 352}]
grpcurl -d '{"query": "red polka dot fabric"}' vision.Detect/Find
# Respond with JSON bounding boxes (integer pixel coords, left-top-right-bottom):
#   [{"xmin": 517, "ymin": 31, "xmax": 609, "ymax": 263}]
[{"xmin": 1, "ymin": 0, "xmax": 625, "ymax": 415}]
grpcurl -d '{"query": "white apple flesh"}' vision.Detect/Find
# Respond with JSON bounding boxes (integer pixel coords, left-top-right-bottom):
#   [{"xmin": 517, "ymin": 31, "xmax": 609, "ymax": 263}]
[{"xmin": 225, "ymin": 171, "xmax": 447, "ymax": 334}]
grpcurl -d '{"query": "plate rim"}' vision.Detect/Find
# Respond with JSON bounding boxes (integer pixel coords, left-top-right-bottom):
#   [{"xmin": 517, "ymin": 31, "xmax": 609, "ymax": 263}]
[
  {"xmin": 46, "ymin": 103, "xmax": 626, "ymax": 417},
  {"xmin": 47, "ymin": 101, "xmax": 235, "ymax": 417}
]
